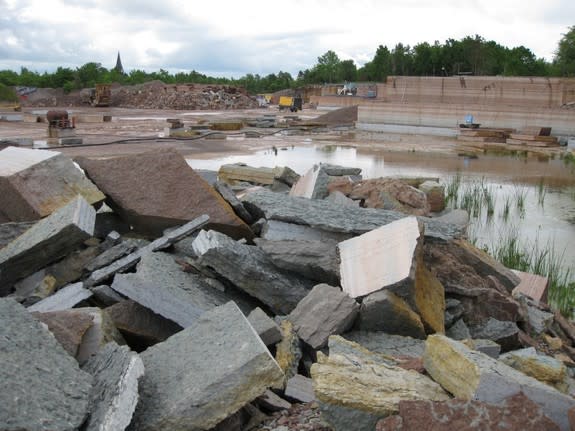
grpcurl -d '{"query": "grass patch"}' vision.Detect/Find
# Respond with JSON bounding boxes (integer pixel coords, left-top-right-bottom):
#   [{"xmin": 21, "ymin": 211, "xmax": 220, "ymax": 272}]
[{"xmin": 536, "ymin": 178, "xmax": 547, "ymax": 206}]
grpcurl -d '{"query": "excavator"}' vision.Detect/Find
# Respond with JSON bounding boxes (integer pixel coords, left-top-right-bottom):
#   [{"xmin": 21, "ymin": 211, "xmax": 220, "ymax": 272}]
[{"xmin": 88, "ymin": 84, "xmax": 111, "ymax": 107}]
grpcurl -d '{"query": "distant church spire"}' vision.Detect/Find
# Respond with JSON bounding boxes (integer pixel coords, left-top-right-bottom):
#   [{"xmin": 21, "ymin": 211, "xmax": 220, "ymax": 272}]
[{"xmin": 114, "ymin": 51, "xmax": 124, "ymax": 74}]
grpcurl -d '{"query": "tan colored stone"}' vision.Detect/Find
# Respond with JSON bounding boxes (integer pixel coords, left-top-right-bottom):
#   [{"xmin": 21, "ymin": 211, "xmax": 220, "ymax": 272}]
[
  {"xmin": 414, "ymin": 260, "xmax": 445, "ymax": 334},
  {"xmin": 545, "ymin": 334, "xmax": 564, "ymax": 351},
  {"xmin": 275, "ymin": 320, "xmax": 301, "ymax": 387}
]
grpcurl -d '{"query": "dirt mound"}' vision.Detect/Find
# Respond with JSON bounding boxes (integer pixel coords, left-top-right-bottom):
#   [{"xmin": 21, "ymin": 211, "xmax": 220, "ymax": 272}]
[
  {"xmin": 21, "ymin": 82, "xmax": 258, "ymax": 110},
  {"xmin": 309, "ymin": 105, "xmax": 358, "ymax": 125}
]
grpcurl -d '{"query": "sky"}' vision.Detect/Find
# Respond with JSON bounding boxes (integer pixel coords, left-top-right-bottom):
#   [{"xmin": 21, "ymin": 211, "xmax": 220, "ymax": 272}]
[{"xmin": 0, "ymin": 0, "xmax": 573, "ymax": 78}]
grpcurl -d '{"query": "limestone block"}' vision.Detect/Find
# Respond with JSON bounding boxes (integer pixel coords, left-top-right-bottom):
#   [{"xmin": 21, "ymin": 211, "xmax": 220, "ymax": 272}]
[
  {"xmin": 218, "ymin": 163, "xmax": 276, "ymax": 185},
  {"xmin": 285, "ymin": 374, "xmax": 315, "ymax": 403},
  {"xmin": 0, "ymin": 196, "xmax": 95, "ymax": 292},
  {"xmin": 31, "ymin": 309, "xmax": 94, "ymax": 356},
  {"xmin": 357, "ymin": 289, "xmax": 426, "ymax": 339},
  {"xmin": 75, "ymin": 307, "xmax": 126, "ymax": 364},
  {"xmin": 500, "ymin": 347, "xmax": 569, "ymax": 393},
  {"xmin": 82, "ymin": 343, "xmax": 144, "ymax": 431},
  {"xmin": 423, "ymin": 334, "xmax": 575, "ymax": 430},
  {"xmin": 288, "ymin": 283, "xmax": 359, "ymax": 349},
  {"xmin": 255, "ymin": 238, "xmax": 340, "ymax": 286},
  {"xmin": 76, "ymin": 149, "xmax": 252, "ymax": 238},
  {"xmin": 0, "ymin": 298, "xmax": 92, "ymax": 431},
  {"xmin": 85, "ymin": 214, "xmax": 209, "ymax": 287},
  {"xmin": 111, "ymin": 251, "xmax": 226, "ymax": 328},
  {"xmin": 0, "ymin": 146, "xmax": 104, "ymax": 222},
  {"xmin": 130, "ymin": 301, "xmax": 284, "ymax": 431},
  {"xmin": 339, "ymin": 216, "xmax": 421, "ymax": 298},
  {"xmin": 106, "ymin": 300, "xmax": 182, "ymax": 345},
  {"xmin": 27, "ymin": 282, "xmax": 92, "ymax": 313},
  {"xmin": 242, "ymin": 189, "xmax": 464, "ymax": 241},
  {"xmin": 247, "ymin": 307, "xmax": 282, "ymax": 346},
  {"xmin": 192, "ymin": 230, "xmax": 312, "ymax": 314},
  {"xmin": 311, "ymin": 335, "xmax": 449, "ymax": 431},
  {"xmin": 376, "ymin": 393, "xmax": 560, "ymax": 431}
]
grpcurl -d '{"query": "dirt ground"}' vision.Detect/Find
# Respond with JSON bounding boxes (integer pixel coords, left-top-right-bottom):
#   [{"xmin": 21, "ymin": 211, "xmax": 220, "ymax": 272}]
[{"xmin": 0, "ymin": 105, "xmax": 570, "ymax": 161}]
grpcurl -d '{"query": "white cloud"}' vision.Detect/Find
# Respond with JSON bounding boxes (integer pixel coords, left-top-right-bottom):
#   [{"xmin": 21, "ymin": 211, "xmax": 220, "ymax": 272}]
[{"xmin": 0, "ymin": 0, "xmax": 571, "ymax": 77}]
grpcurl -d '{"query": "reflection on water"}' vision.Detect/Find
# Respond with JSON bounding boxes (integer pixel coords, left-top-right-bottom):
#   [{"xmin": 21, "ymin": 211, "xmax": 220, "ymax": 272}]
[{"xmin": 187, "ymin": 145, "xmax": 575, "ymax": 275}]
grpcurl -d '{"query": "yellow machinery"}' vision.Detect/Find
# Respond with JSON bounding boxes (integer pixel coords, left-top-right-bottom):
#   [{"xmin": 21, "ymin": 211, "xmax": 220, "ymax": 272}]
[
  {"xmin": 90, "ymin": 84, "xmax": 111, "ymax": 107},
  {"xmin": 0, "ymin": 102, "xmax": 21, "ymax": 111},
  {"xmin": 278, "ymin": 96, "xmax": 302, "ymax": 112}
]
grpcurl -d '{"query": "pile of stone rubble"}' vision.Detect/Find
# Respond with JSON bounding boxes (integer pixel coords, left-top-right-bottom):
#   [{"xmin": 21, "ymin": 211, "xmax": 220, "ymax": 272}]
[{"xmin": 1, "ymin": 146, "xmax": 575, "ymax": 431}]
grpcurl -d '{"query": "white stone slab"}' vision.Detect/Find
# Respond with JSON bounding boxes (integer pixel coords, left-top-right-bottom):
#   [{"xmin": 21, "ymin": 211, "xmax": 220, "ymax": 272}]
[
  {"xmin": 289, "ymin": 164, "xmax": 320, "ymax": 198},
  {"xmin": 338, "ymin": 216, "xmax": 420, "ymax": 298},
  {"xmin": 0, "ymin": 147, "xmax": 58, "ymax": 176}
]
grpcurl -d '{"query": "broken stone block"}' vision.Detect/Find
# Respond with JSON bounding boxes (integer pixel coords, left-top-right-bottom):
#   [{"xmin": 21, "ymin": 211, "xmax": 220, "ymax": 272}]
[
  {"xmin": 0, "ymin": 220, "xmax": 35, "ymax": 248},
  {"xmin": 247, "ymin": 307, "xmax": 282, "ymax": 346},
  {"xmin": 74, "ymin": 307, "xmax": 125, "ymax": 364},
  {"xmin": 0, "ymin": 298, "xmax": 92, "ymax": 431},
  {"xmin": 469, "ymin": 339, "xmax": 501, "ymax": 358},
  {"xmin": 12, "ymin": 269, "xmax": 57, "ymax": 303},
  {"xmin": 214, "ymin": 180, "xmax": 254, "ymax": 224},
  {"xmin": 376, "ymin": 393, "xmax": 560, "ymax": 431},
  {"xmin": 444, "ymin": 297, "xmax": 464, "ymax": 327},
  {"xmin": 445, "ymin": 318, "xmax": 471, "ymax": 340},
  {"xmin": 242, "ymin": 189, "xmax": 464, "ymax": 241},
  {"xmin": 192, "ymin": 230, "xmax": 312, "ymax": 314},
  {"xmin": 77, "ymin": 149, "xmax": 252, "ymax": 238},
  {"xmin": 433, "ymin": 208, "xmax": 469, "ymax": 227},
  {"xmin": 31, "ymin": 308, "xmax": 94, "ymax": 356},
  {"xmin": 357, "ymin": 289, "xmax": 426, "ymax": 338},
  {"xmin": 90, "ymin": 284, "xmax": 125, "ymax": 306},
  {"xmin": 106, "ymin": 299, "xmax": 182, "ymax": 347},
  {"xmin": 326, "ymin": 190, "xmax": 360, "ymax": 207},
  {"xmin": 339, "ymin": 216, "xmax": 421, "ymax": 298},
  {"xmin": 311, "ymin": 335, "xmax": 449, "ymax": 431},
  {"xmin": 27, "ymin": 282, "xmax": 93, "ymax": 313},
  {"xmin": 257, "ymin": 390, "xmax": 292, "ymax": 412},
  {"xmin": 0, "ymin": 196, "xmax": 95, "ymax": 292},
  {"xmin": 285, "ymin": 374, "xmax": 315, "ymax": 403},
  {"xmin": 82, "ymin": 342, "xmax": 144, "ymax": 431},
  {"xmin": 418, "ymin": 180, "xmax": 445, "ymax": 213},
  {"xmin": 130, "ymin": 301, "xmax": 284, "ymax": 430},
  {"xmin": 48, "ymin": 243, "xmax": 101, "ymax": 288},
  {"xmin": 218, "ymin": 163, "xmax": 277, "ymax": 185},
  {"xmin": 512, "ymin": 269, "xmax": 549, "ymax": 303},
  {"xmin": 0, "ymin": 146, "xmax": 104, "ymax": 221},
  {"xmin": 255, "ymin": 238, "xmax": 340, "ymax": 286},
  {"xmin": 287, "ymin": 283, "xmax": 359, "ymax": 349},
  {"xmin": 423, "ymin": 334, "xmax": 575, "ymax": 430},
  {"xmin": 84, "ymin": 239, "xmax": 140, "ymax": 273},
  {"xmin": 344, "ymin": 331, "xmax": 426, "ymax": 359},
  {"xmin": 328, "ymin": 335, "xmax": 398, "ymax": 367},
  {"xmin": 260, "ymin": 219, "xmax": 352, "ymax": 242},
  {"xmin": 469, "ymin": 317, "xmax": 521, "ymax": 352},
  {"xmin": 275, "ymin": 319, "xmax": 302, "ymax": 386},
  {"xmin": 273, "ymin": 166, "xmax": 300, "ymax": 187},
  {"xmin": 289, "ymin": 163, "xmax": 331, "ymax": 199},
  {"xmin": 500, "ymin": 347, "xmax": 569, "ymax": 393},
  {"xmin": 321, "ymin": 164, "xmax": 362, "ymax": 177},
  {"xmin": 85, "ymin": 214, "xmax": 209, "ymax": 287},
  {"xmin": 111, "ymin": 251, "xmax": 226, "ymax": 328}
]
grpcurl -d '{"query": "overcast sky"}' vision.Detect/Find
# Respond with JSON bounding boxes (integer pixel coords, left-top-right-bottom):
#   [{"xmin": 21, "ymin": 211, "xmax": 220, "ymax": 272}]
[{"xmin": 1, "ymin": 0, "xmax": 573, "ymax": 78}]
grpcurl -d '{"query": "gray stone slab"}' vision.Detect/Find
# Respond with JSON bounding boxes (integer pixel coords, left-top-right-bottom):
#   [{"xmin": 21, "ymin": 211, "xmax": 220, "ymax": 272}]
[
  {"xmin": 91, "ymin": 284, "xmax": 125, "ymax": 306},
  {"xmin": 255, "ymin": 238, "xmax": 340, "ymax": 286},
  {"xmin": 214, "ymin": 180, "xmax": 254, "ymax": 223},
  {"xmin": 0, "ymin": 298, "xmax": 92, "ymax": 431},
  {"xmin": 27, "ymin": 282, "xmax": 92, "ymax": 313},
  {"xmin": 261, "ymin": 219, "xmax": 352, "ymax": 242},
  {"xmin": 473, "ymin": 339, "xmax": 501, "ymax": 358},
  {"xmin": 131, "ymin": 301, "xmax": 284, "ymax": 431},
  {"xmin": 344, "ymin": 331, "xmax": 426, "ymax": 358},
  {"xmin": 257, "ymin": 390, "xmax": 292, "ymax": 412},
  {"xmin": 192, "ymin": 230, "xmax": 313, "ymax": 314},
  {"xmin": 0, "ymin": 220, "xmax": 35, "ymax": 248},
  {"xmin": 0, "ymin": 196, "xmax": 96, "ymax": 292},
  {"xmin": 285, "ymin": 374, "xmax": 315, "ymax": 403},
  {"xmin": 288, "ymin": 283, "xmax": 359, "ymax": 349},
  {"xmin": 446, "ymin": 318, "xmax": 471, "ymax": 340},
  {"xmin": 82, "ymin": 343, "xmax": 144, "ymax": 431},
  {"xmin": 85, "ymin": 214, "xmax": 209, "ymax": 287},
  {"xmin": 469, "ymin": 318, "xmax": 520, "ymax": 351},
  {"xmin": 111, "ymin": 251, "xmax": 226, "ymax": 327},
  {"xmin": 248, "ymin": 307, "xmax": 282, "ymax": 346},
  {"xmin": 84, "ymin": 239, "xmax": 140, "ymax": 273},
  {"xmin": 242, "ymin": 189, "xmax": 464, "ymax": 241}
]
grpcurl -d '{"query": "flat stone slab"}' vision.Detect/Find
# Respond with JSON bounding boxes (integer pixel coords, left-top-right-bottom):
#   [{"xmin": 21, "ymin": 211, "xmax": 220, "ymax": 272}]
[
  {"xmin": 423, "ymin": 334, "xmax": 575, "ymax": 430},
  {"xmin": 512, "ymin": 269, "xmax": 549, "ymax": 303},
  {"xmin": 82, "ymin": 342, "xmax": 144, "ymax": 431},
  {"xmin": 0, "ymin": 196, "xmax": 96, "ymax": 292},
  {"xmin": 242, "ymin": 189, "xmax": 464, "ymax": 240},
  {"xmin": 111, "ymin": 251, "xmax": 227, "ymax": 327},
  {"xmin": 27, "ymin": 282, "xmax": 92, "ymax": 312},
  {"xmin": 247, "ymin": 307, "xmax": 282, "ymax": 346},
  {"xmin": 77, "ymin": 149, "xmax": 252, "ymax": 238},
  {"xmin": 288, "ymin": 283, "xmax": 359, "ymax": 349},
  {"xmin": 285, "ymin": 374, "xmax": 315, "ymax": 403},
  {"xmin": 0, "ymin": 298, "xmax": 92, "ymax": 431},
  {"xmin": 192, "ymin": 230, "xmax": 312, "ymax": 314},
  {"xmin": 0, "ymin": 146, "xmax": 104, "ymax": 222},
  {"xmin": 339, "ymin": 216, "xmax": 420, "ymax": 298},
  {"xmin": 344, "ymin": 331, "xmax": 426, "ymax": 358},
  {"xmin": 130, "ymin": 301, "xmax": 284, "ymax": 431},
  {"xmin": 260, "ymin": 219, "xmax": 352, "ymax": 242}
]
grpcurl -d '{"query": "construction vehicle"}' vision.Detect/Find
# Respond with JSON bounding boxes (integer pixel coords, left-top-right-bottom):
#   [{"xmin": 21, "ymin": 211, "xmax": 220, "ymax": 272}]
[
  {"xmin": 278, "ymin": 95, "xmax": 302, "ymax": 112},
  {"xmin": 0, "ymin": 101, "xmax": 21, "ymax": 111},
  {"xmin": 337, "ymin": 82, "xmax": 357, "ymax": 96},
  {"xmin": 89, "ymin": 83, "xmax": 111, "ymax": 107}
]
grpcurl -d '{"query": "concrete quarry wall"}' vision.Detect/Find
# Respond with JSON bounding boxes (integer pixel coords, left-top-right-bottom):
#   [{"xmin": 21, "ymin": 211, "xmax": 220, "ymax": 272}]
[{"xmin": 313, "ymin": 76, "xmax": 575, "ymax": 136}]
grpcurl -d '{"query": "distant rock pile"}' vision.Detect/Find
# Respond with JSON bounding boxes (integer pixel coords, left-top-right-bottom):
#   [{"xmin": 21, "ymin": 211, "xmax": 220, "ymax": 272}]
[{"xmin": 1, "ymin": 145, "xmax": 575, "ymax": 430}]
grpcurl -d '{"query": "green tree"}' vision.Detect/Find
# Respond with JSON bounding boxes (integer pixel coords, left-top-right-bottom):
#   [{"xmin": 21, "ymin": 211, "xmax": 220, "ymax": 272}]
[
  {"xmin": 554, "ymin": 25, "xmax": 575, "ymax": 76},
  {"xmin": 316, "ymin": 50, "xmax": 341, "ymax": 82},
  {"xmin": 77, "ymin": 62, "xmax": 107, "ymax": 88},
  {"xmin": 339, "ymin": 60, "xmax": 357, "ymax": 82}
]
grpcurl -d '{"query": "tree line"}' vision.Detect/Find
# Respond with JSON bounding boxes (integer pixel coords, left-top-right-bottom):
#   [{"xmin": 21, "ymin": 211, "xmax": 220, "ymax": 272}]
[{"xmin": 1, "ymin": 29, "xmax": 574, "ymax": 95}]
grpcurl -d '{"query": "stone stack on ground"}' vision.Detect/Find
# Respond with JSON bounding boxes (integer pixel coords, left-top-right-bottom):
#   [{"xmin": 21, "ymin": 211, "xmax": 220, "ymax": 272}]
[{"xmin": 1, "ymin": 150, "xmax": 575, "ymax": 430}]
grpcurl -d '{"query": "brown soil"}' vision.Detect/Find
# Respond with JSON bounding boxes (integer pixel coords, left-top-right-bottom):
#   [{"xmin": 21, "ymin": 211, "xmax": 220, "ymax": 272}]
[{"xmin": 305, "ymin": 105, "xmax": 358, "ymax": 125}]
